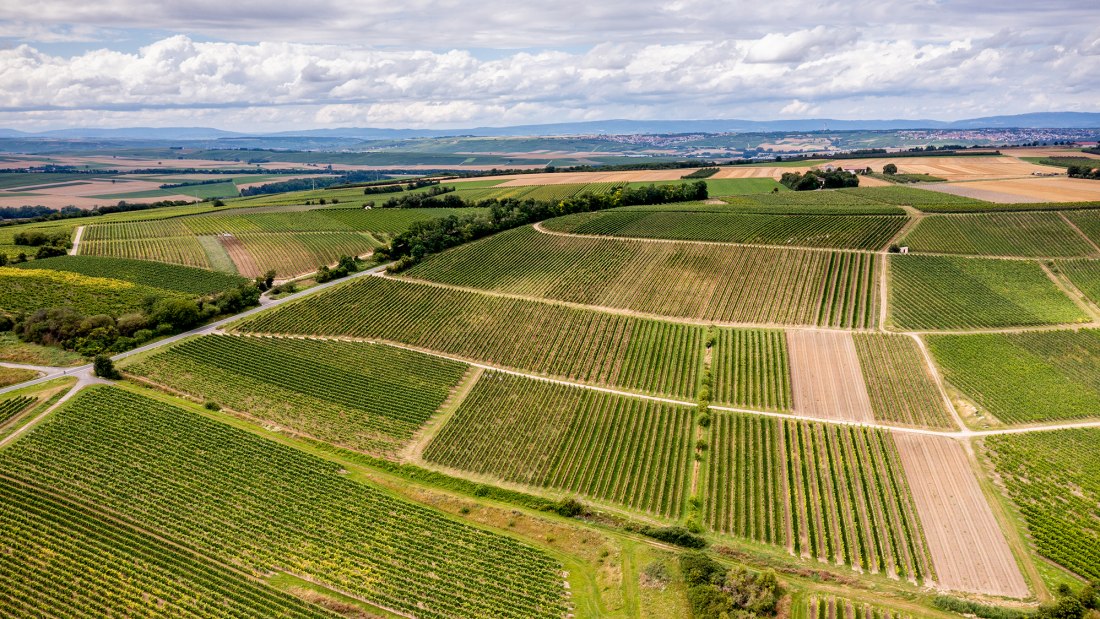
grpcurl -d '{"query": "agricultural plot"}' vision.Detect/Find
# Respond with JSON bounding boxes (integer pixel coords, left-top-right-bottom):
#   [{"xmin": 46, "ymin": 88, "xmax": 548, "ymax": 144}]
[
  {"xmin": 225, "ymin": 231, "xmax": 378, "ymax": 277},
  {"xmin": 320, "ymin": 206, "xmax": 489, "ymax": 237},
  {"xmin": 0, "ymin": 386, "xmax": 567, "ymax": 619},
  {"xmin": 705, "ymin": 413, "xmax": 931, "ymax": 581},
  {"xmin": 80, "ymin": 235, "xmax": 213, "ymax": 269},
  {"xmin": 1062, "ymin": 209, "xmax": 1100, "ymax": 247},
  {"xmin": 725, "ymin": 190, "xmax": 907, "ymax": 215},
  {"xmin": 424, "ymin": 372, "xmax": 694, "ymax": 517},
  {"xmin": 927, "ymin": 330, "xmax": 1100, "ymax": 424},
  {"xmin": 887, "ymin": 255, "xmax": 1086, "ymax": 329},
  {"xmin": 13, "ymin": 255, "xmax": 247, "ymax": 295},
  {"xmin": 0, "ymin": 266, "xmax": 184, "ymax": 315},
  {"xmin": 786, "ymin": 331, "xmax": 875, "ymax": 423},
  {"xmin": 236, "ymin": 276, "xmax": 704, "ymax": 400},
  {"xmin": 837, "ymin": 186, "xmax": 990, "ymax": 211},
  {"xmin": 710, "ymin": 328, "xmax": 791, "ymax": 411},
  {"xmin": 802, "ymin": 596, "xmax": 927, "ymax": 619},
  {"xmin": 0, "ymin": 395, "xmax": 34, "ymax": 424},
  {"xmin": 1056, "ymin": 258, "xmax": 1100, "ymax": 306},
  {"xmin": 543, "ymin": 211, "xmax": 906, "ymax": 250},
  {"xmin": 892, "ymin": 434, "xmax": 1028, "ymax": 597},
  {"xmin": 406, "ymin": 226, "xmax": 880, "ymax": 329},
  {"xmin": 900, "ymin": 212, "xmax": 1095, "ymax": 257},
  {"xmin": 984, "ymin": 429, "xmax": 1100, "ymax": 580},
  {"xmin": 0, "ymin": 478, "xmax": 334, "ymax": 619},
  {"xmin": 125, "ymin": 334, "xmax": 468, "ymax": 455},
  {"xmin": 853, "ymin": 334, "xmax": 954, "ymax": 429}
]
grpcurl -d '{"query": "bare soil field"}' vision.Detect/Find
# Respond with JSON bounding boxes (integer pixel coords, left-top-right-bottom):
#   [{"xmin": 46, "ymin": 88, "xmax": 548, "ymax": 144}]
[
  {"xmin": 825, "ymin": 156, "xmax": 1048, "ymax": 181},
  {"xmin": 218, "ymin": 234, "xmax": 261, "ymax": 277},
  {"xmin": 1001, "ymin": 148, "xmax": 1100, "ymax": 160},
  {"xmin": 892, "ymin": 434, "xmax": 1028, "ymax": 598},
  {"xmin": 925, "ymin": 177, "xmax": 1100, "ymax": 203},
  {"xmin": 711, "ymin": 166, "xmax": 812, "ymax": 179},
  {"xmin": 786, "ymin": 331, "xmax": 875, "ymax": 423}
]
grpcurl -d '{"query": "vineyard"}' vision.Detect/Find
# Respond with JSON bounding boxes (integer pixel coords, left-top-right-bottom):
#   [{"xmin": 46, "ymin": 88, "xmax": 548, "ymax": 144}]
[
  {"xmin": 423, "ymin": 372, "xmax": 694, "ymax": 517},
  {"xmin": 928, "ymin": 330, "xmax": 1100, "ymax": 424},
  {"xmin": 0, "ymin": 386, "xmax": 568, "ymax": 619},
  {"xmin": 900, "ymin": 212, "xmax": 1095, "ymax": 257},
  {"xmin": 722, "ymin": 190, "xmax": 908, "ymax": 215},
  {"xmin": 320, "ymin": 206, "xmax": 489, "ymax": 236},
  {"xmin": 14, "ymin": 255, "xmax": 248, "ymax": 295},
  {"xmin": 454, "ymin": 181, "xmax": 624, "ymax": 202},
  {"xmin": 542, "ymin": 211, "xmax": 907, "ymax": 250},
  {"xmin": 853, "ymin": 334, "xmax": 954, "ymax": 429},
  {"xmin": 888, "ymin": 255, "xmax": 1086, "ymax": 329},
  {"xmin": 0, "ymin": 478, "xmax": 335, "ymax": 619},
  {"xmin": 834, "ymin": 186, "xmax": 990, "ymax": 211},
  {"xmin": 0, "ymin": 265, "xmax": 185, "ymax": 315},
  {"xmin": 236, "ymin": 276, "xmax": 705, "ymax": 400},
  {"xmin": 405, "ymin": 226, "xmax": 880, "ymax": 328},
  {"xmin": 125, "ymin": 334, "xmax": 469, "ymax": 455},
  {"xmin": 710, "ymin": 328, "xmax": 792, "ymax": 411},
  {"xmin": 984, "ymin": 429, "xmax": 1100, "ymax": 580},
  {"xmin": 799, "ymin": 595, "xmax": 924, "ymax": 619},
  {"xmin": 1055, "ymin": 258, "xmax": 1100, "ymax": 305},
  {"xmin": 704, "ymin": 412, "xmax": 931, "ymax": 580},
  {"xmin": 1060, "ymin": 209, "xmax": 1100, "ymax": 247},
  {"xmin": 80, "ymin": 235, "xmax": 213, "ymax": 269},
  {"xmin": 0, "ymin": 395, "xmax": 34, "ymax": 425}
]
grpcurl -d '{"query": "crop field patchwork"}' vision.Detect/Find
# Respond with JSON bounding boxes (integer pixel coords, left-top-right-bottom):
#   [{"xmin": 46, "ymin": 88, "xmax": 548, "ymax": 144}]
[
  {"xmin": 984, "ymin": 429, "xmax": 1100, "ymax": 580},
  {"xmin": 0, "ymin": 386, "xmax": 567, "ymax": 619},
  {"xmin": 853, "ymin": 334, "xmax": 954, "ymax": 429},
  {"xmin": 405, "ymin": 226, "xmax": 880, "ymax": 328},
  {"xmin": 125, "ymin": 334, "xmax": 469, "ymax": 455},
  {"xmin": 888, "ymin": 255, "xmax": 1086, "ymax": 329},
  {"xmin": 237, "ymin": 276, "xmax": 705, "ymax": 400},
  {"xmin": 0, "ymin": 478, "xmax": 334, "ymax": 619},
  {"xmin": 424, "ymin": 372, "xmax": 694, "ymax": 517},
  {"xmin": 901, "ymin": 212, "xmax": 1095, "ymax": 257},
  {"xmin": 927, "ymin": 330, "xmax": 1100, "ymax": 424},
  {"xmin": 543, "ymin": 211, "xmax": 906, "ymax": 250},
  {"xmin": 705, "ymin": 413, "xmax": 931, "ymax": 580}
]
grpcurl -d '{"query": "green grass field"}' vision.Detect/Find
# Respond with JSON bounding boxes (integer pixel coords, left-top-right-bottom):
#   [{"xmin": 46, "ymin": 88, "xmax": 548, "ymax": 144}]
[{"xmin": 887, "ymin": 255, "xmax": 1086, "ymax": 329}]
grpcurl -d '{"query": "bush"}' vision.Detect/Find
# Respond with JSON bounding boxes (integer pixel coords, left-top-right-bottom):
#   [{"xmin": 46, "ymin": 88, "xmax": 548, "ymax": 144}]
[
  {"xmin": 552, "ymin": 497, "xmax": 586, "ymax": 518},
  {"xmin": 639, "ymin": 525, "xmax": 707, "ymax": 549},
  {"xmin": 680, "ymin": 552, "xmax": 782, "ymax": 619},
  {"xmin": 204, "ymin": 401, "xmax": 221, "ymax": 411},
  {"xmin": 92, "ymin": 354, "xmax": 120, "ymax": 379},
  {"xmin": 883, "ymin": 163, "xmax": 898, "ymax": 175}
]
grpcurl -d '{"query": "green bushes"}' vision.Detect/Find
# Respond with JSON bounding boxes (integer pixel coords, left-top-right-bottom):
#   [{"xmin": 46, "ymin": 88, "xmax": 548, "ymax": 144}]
[
  {"xmin": 637, "ymin": 525, "xmax": 707, "ymax": 548},
  {"xmin": 779, "ymin": 169, "xmax": 860, "ymax": 191},
  {"xmin": 680, "ymin": 552, "xmax": 782, "ymax": 619}
]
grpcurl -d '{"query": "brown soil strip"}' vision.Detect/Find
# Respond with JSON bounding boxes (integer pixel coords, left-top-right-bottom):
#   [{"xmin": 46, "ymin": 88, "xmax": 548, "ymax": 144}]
[
  {"xmin": 891, "ymin": 433, "xmax": 1028, "ymax": 597},
  {"xmin": 787, "ymin": 331, "xmax": 875, "ymax": 423},
  {"xmin": 217, "ymin": 234, "xmax": 261, "ymax": 278}
]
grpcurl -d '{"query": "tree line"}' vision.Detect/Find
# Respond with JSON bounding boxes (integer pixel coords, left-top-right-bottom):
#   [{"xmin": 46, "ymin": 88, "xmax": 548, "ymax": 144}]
[{"xmin": 779, "ymin": 169, "xmax": 860, "ymax": 191}]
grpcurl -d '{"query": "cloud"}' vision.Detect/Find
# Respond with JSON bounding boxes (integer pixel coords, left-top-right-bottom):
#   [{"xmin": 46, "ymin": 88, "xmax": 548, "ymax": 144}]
[{"xmin": 0, "ymin": 2, "xmax": 1097, "ymax": 130}]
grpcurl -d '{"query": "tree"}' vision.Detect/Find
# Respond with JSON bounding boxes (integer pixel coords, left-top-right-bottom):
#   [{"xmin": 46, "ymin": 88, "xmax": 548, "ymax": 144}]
[
  {"xmin": 883, "ymin": 163, "xmax": 898, "ymax": 175},
  {"xmin": 93, "ymin": 354, "xmax": 120, "ymax": 379}
]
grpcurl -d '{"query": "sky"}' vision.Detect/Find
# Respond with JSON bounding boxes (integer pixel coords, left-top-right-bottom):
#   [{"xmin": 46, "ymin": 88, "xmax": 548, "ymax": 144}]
[{"xmin": 0, "ymin": 1, "xmax": 1097, "ymax": 132}]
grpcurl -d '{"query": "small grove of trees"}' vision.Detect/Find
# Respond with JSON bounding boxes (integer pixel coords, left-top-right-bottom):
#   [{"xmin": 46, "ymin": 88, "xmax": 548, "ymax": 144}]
[
  {"xmin": 315, "ymin": 255, "xmax": 361, "ymax": 283},
  {"xmin": 883, "ymin": 163, "xmax": 898, "ymax": 175},
  {"xmin": 377, "ymin": 181, "xmax": 708, "ymax": 269},
  {"xmin": 1068, "ymin": 165, "xmax": 1100, "ymax": 180},
  {"xmin": 779, "ymin": 170, "xmax": 860, "ymax": 191},
  {"xmin": 380, "ymin": 185, "xmax": 458, "ymax": 208},
  {"xmin": 681, "ymin": 552, "xmax": 783, "ymax": 619},
  {"xmin": 3, "ymin": 284, "xmax": 262, "ymax": 356}
]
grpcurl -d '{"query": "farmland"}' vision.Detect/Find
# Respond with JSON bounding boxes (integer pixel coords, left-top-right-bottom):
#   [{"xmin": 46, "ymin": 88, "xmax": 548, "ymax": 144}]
[
  {"xmin": 13, "ymin": 255, "xmax": 248, "ymax": 295},
  {"xmin": 705, "ymin": 413, "xmax": 931, "ymax": 581},
  {"xmin": 124, "ymin": 334, "xmax": 469, "ymax": 455},
  {"xmin": 901, "ymin": 212, "xmax": 1096, "ymax": 257},
  {"xmin": 0, "ymin": 478, "xmax": 335, "ymax": 619},
  {"xmin": 0, "ymin": 386, "xmax": 568, "ymax": 619},
  {"xmin": 0, "ymin": 395, "xmax": 34, "ymax": 424},
  {"xmin": 236, "ymin": 275, "xmax": 705, "ymax": 400},
  {"xmin": 984, "ymin": 429, "xmax": 1100, "ymax": 580},
  {"xmin": 1056, "ymin": 258, "xmax": 1100, "ymax": 305},
  {"xmin": 0, "ymin": 367, "xmax": 37, "ymax": 389},
  {"xmin": 927, "ymin": 330, "xmax": 1100, "ymax": 424},
  {"xmin": 887, "ymin": 255, "xmax": 1087, "ymax": 329},
  {"xmin": 543, "ymin": 210, "xmax": 906, "ymax": 250},
  {"xmin": 424, "ymin": 372, "xmax": 694, "ymax": 517},
  {"xmin": 710, "ymin": 328, "xmax": 791, "ymax": 411},
  {"xmin": 405, "ymin": 226, "xmax": 880, "ymax": 328},
  {"xmin": 0, "ymin": 265, "xmax": 185, "ymax": 315},
  {"xmin": 853, "ymin": 334, "xmax": 954, "ymax": 429}
]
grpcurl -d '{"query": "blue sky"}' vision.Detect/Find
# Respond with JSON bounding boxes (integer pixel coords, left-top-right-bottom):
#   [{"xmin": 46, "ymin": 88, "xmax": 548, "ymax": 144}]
[{"xmin": 0, "ymin": 1, "xmax": 1097, "ymax": 131}]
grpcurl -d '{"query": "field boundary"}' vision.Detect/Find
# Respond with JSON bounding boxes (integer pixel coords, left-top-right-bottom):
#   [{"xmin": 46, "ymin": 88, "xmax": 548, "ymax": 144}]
[{"xmin": 400, "ymin": 365, "xmax": 484, "ymax": 463}]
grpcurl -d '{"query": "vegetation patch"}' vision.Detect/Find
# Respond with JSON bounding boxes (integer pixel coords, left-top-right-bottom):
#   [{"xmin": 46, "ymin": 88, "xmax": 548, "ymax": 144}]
[{"xmin": 901, "ymin": 212, "xmax": 1095, "ymax": 257}]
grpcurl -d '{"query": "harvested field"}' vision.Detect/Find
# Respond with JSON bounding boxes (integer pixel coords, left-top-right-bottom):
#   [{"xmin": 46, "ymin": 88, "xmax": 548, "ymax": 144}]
[
  {"xmin": 891, "ymin": 434, "xmax": 1028, "ymax": 598},
  {"xmin": 824, "ymin": 157, "xmax": 1047, "ymax": 181},
  {"xmin": 922, "ymin": 177, "xmax": 1100, "ymax": 203},
  {"xmin": 218, "ymin": 234, "xmax": 261, "ymax": 277},
  {"xmin": 786, "ymin": 331, "xmax": 874, "ymax": 423}
]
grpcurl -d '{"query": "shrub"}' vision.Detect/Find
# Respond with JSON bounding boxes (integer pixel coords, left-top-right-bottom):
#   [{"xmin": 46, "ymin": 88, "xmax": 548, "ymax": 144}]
[
  {"xmin": 92, "ymin": 354, "xmax": 120, "ymax": 379},
  {"xmin": 640, "ymin": 526, "xmax": 707, "ymax": 549}
]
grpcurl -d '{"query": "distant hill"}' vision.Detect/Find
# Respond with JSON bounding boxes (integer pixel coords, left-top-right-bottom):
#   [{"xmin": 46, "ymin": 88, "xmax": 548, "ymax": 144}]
[{"xmin": 2, "ymin": 112, "xmax": 1100, "ymax": 140}]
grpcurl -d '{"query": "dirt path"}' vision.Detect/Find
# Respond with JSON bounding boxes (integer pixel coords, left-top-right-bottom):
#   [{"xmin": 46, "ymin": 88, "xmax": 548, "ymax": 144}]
[
  {"xmin": 1040, "ymin": 261, "xmax": 1100, "ymax": 323},
  {"xmin": 1058, "ymin": 212, "xmax": 1100, "ymax": 256},
  {"xmin": 69, "ymin": 225, "xmax": 84, "ymax": 256},
  {"xmin": 399, "ymin": 366, "xmax": 484, "ymax": 463},
  {"xmin": 891, "ymin": 434, "xmax": 1029, "ymax": 598},
  {"xmin": 786, "ymin": 331, "xmax": 875, "ymax": 423},
  {"xmin": 906, "ymin": 335, "xmax": 968, "ymax": 433}
]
